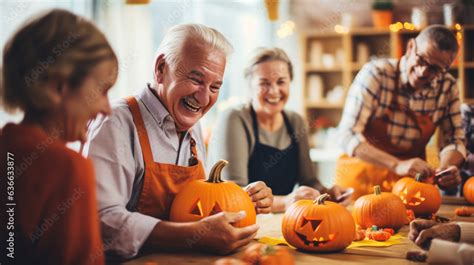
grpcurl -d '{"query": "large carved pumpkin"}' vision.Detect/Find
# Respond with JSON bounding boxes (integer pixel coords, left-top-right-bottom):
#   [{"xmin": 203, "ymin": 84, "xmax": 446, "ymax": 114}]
[
  {"xmin": 463, "ymin": 176, "xmax": 474, "ymax": 204},
  {"xmin": 392, "ymin": 174, "xmax": 441, "ymax": 217},
  {"xmin": 353, "ymin": 185, "xmax": 406, "ymax": 230},
  {"xmin": 282, "ymin": 194, "xmax": 355, "ymax": 252},
  {"xmin": 170, "ymin": 160, "xmax": 256, "ymax": 227}
]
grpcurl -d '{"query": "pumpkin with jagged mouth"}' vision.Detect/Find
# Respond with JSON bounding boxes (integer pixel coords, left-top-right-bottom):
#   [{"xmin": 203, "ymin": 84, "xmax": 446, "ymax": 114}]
[
  {"xmin": 294, "ymin": 217, "xmax": 337, "ymax": 247},
  {"xmin": 392, "ymin": 173, "xmax": 441, "ymax": 217},
  {"xmin": 282, "ymin": 194, "xmax": 355, "ymax": 252},
  {"xmin": 170, "ymin": 160, "xmax": 256, "ymax": 227}
]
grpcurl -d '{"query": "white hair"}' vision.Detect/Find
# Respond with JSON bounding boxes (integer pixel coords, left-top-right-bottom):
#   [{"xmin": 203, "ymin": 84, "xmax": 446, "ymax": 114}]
[{"xmin": 155, "ymin": 23, "xmax": 233, "ymax": 72}]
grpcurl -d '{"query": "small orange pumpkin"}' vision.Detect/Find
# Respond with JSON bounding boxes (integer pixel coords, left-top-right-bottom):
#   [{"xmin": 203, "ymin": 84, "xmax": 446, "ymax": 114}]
[
  {"xmin": 241, "ymin": 243, "xmax": 294, "ymax": 265},
  {"xmin": 368, "ymin": 230, "xmax": 391, "ymax": 241},
  {"xmin": 463, "ymin": 177, "xmax": 474, "ymax": 204},
  {"xmin": 455, "ymin": 207, "xmax": 474, "ymax": 217},
  {"xmin": 352, "ymin": 185, "xmax": 406, "ymax": 230},
  {"xmin": 282, "ymin": 194, "xmax": 355, "ymax": 252},
  {"xmin": 392, "ymin": 174, "xmax": 441, "ymax": 217},
  {"xmin": 170, "ymin": 160, "xmax": 256, "ymax": 227}
]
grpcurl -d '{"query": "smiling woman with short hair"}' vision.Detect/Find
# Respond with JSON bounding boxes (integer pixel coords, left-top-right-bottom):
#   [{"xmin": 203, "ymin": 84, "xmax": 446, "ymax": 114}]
[{"xmin": 0, "ymin": 9, "xmax": 117, "ymax": 265}]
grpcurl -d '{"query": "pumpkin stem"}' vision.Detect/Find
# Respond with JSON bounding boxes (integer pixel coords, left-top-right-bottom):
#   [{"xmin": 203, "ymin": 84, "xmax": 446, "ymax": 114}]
[
  {"xmin": 415, "ymin": 173, "xmax": 424, "ymax": 182},
  {"xmin": 207, "ymin": 159, "xmax": 229, "ymax": 183},
  {"xmin": 374, "ymin": 185, "xmax": 382, "ymax": 195},
  {"xmin": 314, "ymin": 193, "xmax": 331, "ymax": 205}
]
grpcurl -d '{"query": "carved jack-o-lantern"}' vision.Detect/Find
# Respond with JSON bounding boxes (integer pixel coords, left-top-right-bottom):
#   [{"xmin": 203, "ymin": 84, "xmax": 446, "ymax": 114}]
[
  {"xmin": 392, "ymin": 174, "xmax": 441, "ymax": 217},
  {"xmin": 170, "ymin": 160, "xmax": 256, "ymax": 227},
  {"xmin": 282, "ymin": 194, "xmax": 355, "ymax": 252}
]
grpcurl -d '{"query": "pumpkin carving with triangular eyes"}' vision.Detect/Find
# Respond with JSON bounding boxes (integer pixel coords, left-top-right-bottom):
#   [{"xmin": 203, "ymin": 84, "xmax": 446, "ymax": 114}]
[
  {"xmin": 170, "ymin": 160, "xmax": 256, "ymax": 227},
  {"xmin": 282, "ymin": 194, "xmax": 355, "ymax": 252},
  {"xmin": 392, "ymin": 174, "xmax": 441, "ymax": 217}
]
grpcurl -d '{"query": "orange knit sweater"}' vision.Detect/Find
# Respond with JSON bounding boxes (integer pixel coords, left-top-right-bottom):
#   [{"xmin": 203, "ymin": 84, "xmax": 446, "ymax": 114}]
[{"xmin": 0, "ymin": 123, "xmax": 104, "ymax": 265}]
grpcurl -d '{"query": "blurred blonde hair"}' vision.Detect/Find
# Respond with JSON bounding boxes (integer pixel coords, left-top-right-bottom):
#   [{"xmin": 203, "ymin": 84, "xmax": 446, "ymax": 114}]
[
  {"xmin": 244, "ymin": 47, "xmax": 293, "ymax": 80},
  {"xmin": 1, "ymin": 8, "xmax": 117, "ymax": 113}
]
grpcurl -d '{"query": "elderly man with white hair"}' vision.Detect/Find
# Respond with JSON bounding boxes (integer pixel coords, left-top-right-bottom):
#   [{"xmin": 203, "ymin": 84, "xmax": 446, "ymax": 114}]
[{"xmin": 85, "ymin": 23, "xmax": 273, "ymax": 259}]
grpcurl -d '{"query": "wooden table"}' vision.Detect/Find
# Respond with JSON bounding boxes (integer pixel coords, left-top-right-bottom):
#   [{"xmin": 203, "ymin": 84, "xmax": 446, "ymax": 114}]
[{"xmin": 124, "ymin": 197, "xmax": 473, "ymax": 265}]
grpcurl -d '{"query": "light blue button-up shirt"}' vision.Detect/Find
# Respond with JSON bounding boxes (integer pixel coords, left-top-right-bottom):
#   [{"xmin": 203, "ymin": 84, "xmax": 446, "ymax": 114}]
[{"xmin": 84, "ymin": 85, "xmax": 206, "ymax": 258}]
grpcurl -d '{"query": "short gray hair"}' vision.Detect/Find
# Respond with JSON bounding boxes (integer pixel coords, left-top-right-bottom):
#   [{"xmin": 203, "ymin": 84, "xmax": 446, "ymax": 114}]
[
  {"xmin": 155, "ymin": 23, "xmax": 233, "ymax": 71},
  {"xmin": 416, "ymin": 25, "xmax": 458, "ymax": 55}
]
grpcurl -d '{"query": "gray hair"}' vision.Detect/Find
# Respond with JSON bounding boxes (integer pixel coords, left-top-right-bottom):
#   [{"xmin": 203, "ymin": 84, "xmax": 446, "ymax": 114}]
[
  {"xmin": 244, "ymin": 47, "xmax": 294, "ymax": 80},
  {"xmin": 416, "ymin": 25, "xmax": 458, "ymax": 55},
  {"xmin": 155, "ymin": 23, "xmax": 233, "ymax": 71}
]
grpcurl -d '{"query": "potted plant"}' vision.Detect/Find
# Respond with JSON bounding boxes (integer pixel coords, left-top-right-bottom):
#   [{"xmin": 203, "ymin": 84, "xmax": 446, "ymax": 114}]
[{"xmin": 372, "ymin": 0, "xmax": 394, "ymax": 28}]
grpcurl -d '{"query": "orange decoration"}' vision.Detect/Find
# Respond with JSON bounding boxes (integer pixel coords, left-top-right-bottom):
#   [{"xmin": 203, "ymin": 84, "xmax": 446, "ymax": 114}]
[
  {"xmin": 170, "ymin": 160, "xmax": 256, "ymax": 227},
  {"xmin": 382, "ymin": 228, "xmax": 395, "ymax": 235},
  {"xmin": 455, "ymin": 207, "xmax": 474, "ymax": 217},
  {"xmin": 392, "ymin": 174, "xmax": 441, "ymax": 217},
  {"xmin": 353, "ymin": 185, "xmax": 406, "ymax": 230},
  {"xmin": 463, "ymin": 177, "xmax": 474, "ymax": 204},
  {"xmin": 368, "ymin": 230, "xmax": 391, "ymax": 241},
  {"xmin": 264, "ymin": 0, "xmax": 279, "ymax": 21},
  {"xmin": 282, "ymin": 194, "xmax": 355, "ymax": 252},
  {"xmin": 241, "ymin": 243, "xmax": 294, "ymax": 265}
]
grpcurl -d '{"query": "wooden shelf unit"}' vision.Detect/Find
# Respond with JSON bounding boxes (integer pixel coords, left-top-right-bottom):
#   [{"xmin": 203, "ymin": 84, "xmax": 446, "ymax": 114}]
[{"xmin": 302, "ymin": 26, "xmax": 474, "ymax": 132}]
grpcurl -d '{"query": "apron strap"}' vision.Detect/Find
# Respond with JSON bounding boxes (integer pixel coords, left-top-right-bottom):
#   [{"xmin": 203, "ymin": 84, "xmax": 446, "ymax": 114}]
[
  {"xmin": 126, "ymin": 96, "xmax": 154, "ymax": 166},
  {"xmin": 282, "ymin": 111, "xmax": 296, "ymax": 143},
  {"xmin": 249, "ymin": 104, "xmax": 261, "ymax": 144}
]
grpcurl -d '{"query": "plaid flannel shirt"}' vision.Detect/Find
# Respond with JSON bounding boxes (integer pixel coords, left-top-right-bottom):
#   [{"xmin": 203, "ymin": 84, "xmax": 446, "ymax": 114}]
[{"xmin": 338, "ymin": 56, "xmax": 466, "ymax": 158}]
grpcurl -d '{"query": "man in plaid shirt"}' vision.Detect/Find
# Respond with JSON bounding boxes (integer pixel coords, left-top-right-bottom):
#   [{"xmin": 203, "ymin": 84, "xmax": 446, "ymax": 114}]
[{"xmin": 336, "ymin": 25, "xmax": 465, "ymax": 199}]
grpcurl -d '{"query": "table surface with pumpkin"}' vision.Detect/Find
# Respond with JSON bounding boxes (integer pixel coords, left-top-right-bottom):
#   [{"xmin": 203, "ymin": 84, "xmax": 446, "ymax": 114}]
[{"xmin": 123, "ymin": 196, "xmax": 473, "ymax": 265}]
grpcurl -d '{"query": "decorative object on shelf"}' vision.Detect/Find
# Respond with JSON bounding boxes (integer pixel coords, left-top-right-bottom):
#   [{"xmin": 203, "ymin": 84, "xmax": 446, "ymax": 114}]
[
  {"xmin": 264, "ymin": 0, "xmax": 279, "ymax": 21},
  {"xmin": 443, "ymin": 3, "xmax": 456, "ymax": 27},
  {"xmin": 352, "ymin": 185, "xmax": 406, "ymax": 230},
  {"xmin": 372, "ymin": 0, "xmax": 393, "ymax": 28},
  {"xmin": 282, "ymin": 194, "xmax": 356, "ymax": 252},
  {"xmin": 308, "ymin": 75, "xmax": 324, "ymax": 103},
  {"xmin": 309, "ymin": 41, "xmax": 323, "ymax": 66},
  {"xmin": 392, "ymin": 174, "xmax": 441, "ymax": 217},
  {"xmin": 170, "ymin": 160, "xmax": 256, "ymax": 227},
  {"xmin": 411, "ymin": 7, "xmax": 428, "ymax": 29},
  {"xmin": 341, "ymin": 12, "xmax": 354, "ymax": 29},
  {"xmin": 321, "ymin": 54, "xmax": 336, "ymax": 68}
]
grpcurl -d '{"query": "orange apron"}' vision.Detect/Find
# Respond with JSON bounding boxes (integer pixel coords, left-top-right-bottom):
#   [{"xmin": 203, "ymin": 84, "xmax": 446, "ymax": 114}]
[
  {"xmin": 335, "ymin": 60, "xmax": 436, "ymax": 199},
  {"xmin": 126, "ymin": 97, "xmax": 205, "ymax": 220}
]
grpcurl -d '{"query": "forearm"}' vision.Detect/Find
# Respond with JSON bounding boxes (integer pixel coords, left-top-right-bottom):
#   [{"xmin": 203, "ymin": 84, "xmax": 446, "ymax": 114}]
[
  {"xmin": 143, "ymin": 221, "xmax": 198, "ymax": 250},
  {"xmin": 271, "ymin": 195, "xmax": 287, "ymax": 213},
  {"xmin": 353, "ymin": 142, "xmax": 399, "ymax": 171},
  {"xmin": 439, "ymin": 149, "xmax": 465, "ymax": 169}
]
